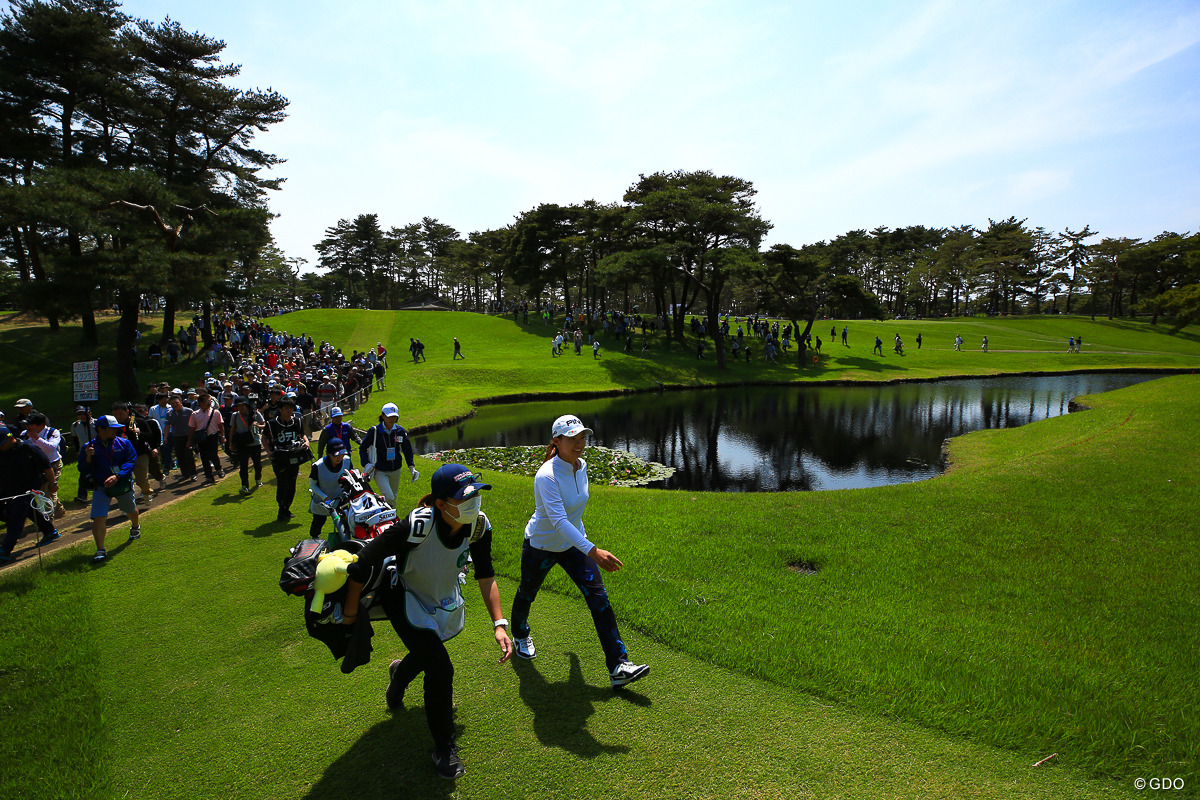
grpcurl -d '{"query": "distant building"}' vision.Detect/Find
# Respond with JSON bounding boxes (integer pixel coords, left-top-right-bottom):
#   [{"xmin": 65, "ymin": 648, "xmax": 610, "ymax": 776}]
[{"xmin": 398, "ymin": 289, "xmax": 452, "ymax": 311}]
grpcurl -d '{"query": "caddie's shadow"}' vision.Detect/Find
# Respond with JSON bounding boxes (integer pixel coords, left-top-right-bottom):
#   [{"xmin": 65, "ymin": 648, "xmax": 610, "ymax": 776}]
[
  {"xmin": 513, "ymin": 651, "xmax": 643, "ymax": 758},
  {"xmin": 302, "ymin": 711, "xmax": 456, "ymax": 800}
]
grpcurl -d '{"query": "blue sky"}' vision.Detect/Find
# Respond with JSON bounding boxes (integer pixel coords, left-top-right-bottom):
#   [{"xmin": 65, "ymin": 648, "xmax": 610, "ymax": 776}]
[{"xmin": 118, "ymin": 0, "xmax": 1200, "ymax": 267}]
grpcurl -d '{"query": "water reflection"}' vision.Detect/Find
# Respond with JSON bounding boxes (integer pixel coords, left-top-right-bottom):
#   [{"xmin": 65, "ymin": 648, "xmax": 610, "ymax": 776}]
[{"xmin": 415, "ymin": 373, "xmax": 1160, "ymax": 492}]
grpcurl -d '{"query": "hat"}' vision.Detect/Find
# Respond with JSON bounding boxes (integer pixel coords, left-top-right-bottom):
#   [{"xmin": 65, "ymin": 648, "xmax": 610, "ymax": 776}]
[
  {"xmin": 75, "ymin": 406, "xmax": 89, "ymax": 414},
  {"xmin": 330, "ymin": 406, "xmax": 343, "ymax": 417},
  {"xmin": 204, "ymin": 372, "xmax": 212, "ymax": 377},
  {"xmin": 14, "ymin": 398, "xmax": 32, "ymax": 408},
  {"xmin": 381, "ymin": 402, "xmax": 399, "ymax": 417},
  {"xmin": 551, "ymin": 414, "xmax": 592, "ymax": 439},
  {"xmin": 94, "ymin": 415, "xmax": 123, "ymax": 430},
  {"xmin": 171, "ymin": 388, "xmax": 184, "ymax": 396},
  {"xmin": 326, "ymin": 437, "xmax": 346, "ymax": 456},
  {"xmin": 431, "ymin": 464, "xmax": 492, "ymax": 501},
  {"xmin": 234, "ymin": 395, "xmax": 248, "ymax": 406}
]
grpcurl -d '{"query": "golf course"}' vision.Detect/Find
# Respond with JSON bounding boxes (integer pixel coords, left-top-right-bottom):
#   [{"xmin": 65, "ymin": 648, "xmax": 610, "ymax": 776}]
[{"xmin": 1, "ymin": 309, "xmax": 1197, "ymax": 799}]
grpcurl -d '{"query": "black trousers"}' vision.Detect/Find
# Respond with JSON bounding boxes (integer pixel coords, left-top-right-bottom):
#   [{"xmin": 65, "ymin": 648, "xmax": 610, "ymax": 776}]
[
  {"xmin": 173, "ymin": 437, "xmax": 195, "ymax": 478},
  {"xmin": 197, "ymin": 436, "xmax": 221, "ymax": 481},
  {"xmin": 273, "ymin": 459, "xmax": 299, "ymax": 513},
  {"xmin": 236, "ymin": 444, "xmax": 262, "ymax": 487},
  {"xmin": 383, "ymin": 591, "xmax": 455, "ymax": 749}
]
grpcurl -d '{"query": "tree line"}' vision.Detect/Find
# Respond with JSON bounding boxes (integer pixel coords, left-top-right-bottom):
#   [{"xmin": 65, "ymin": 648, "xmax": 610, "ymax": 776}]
[
  {"xmin": 0, "ymin": 0, "xmax": 287, "ymax": 397},
  {"xmin": 3, "ymin": 2, "xmax": 1198, "ymax": 375},
  {"xmin": 313, "ymin": 170, "xmax": 1200, "ymax": 367}
]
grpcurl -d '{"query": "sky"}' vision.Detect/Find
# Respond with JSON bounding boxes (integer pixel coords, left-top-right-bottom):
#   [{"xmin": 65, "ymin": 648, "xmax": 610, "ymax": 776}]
[{"xmin": 115, "ymin": 0, "xmax": 1200, "ymax": 269}]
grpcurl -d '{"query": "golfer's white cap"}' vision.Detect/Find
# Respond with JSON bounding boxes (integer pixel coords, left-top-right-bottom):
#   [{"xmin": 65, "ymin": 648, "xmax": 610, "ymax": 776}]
[
  {"xmin": 382, "ymin": 403, "xmax": 399, "ymax": 417},
  {"xmin": 551, "ymin": 414, "xmax": 592, "ymax": 438}
]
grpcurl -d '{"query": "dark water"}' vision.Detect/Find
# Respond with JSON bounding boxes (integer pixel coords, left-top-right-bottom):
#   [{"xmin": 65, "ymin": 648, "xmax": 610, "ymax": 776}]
[{"xmin": 415, "ymin": 373, "xmax": 1162, "ymax": 492}]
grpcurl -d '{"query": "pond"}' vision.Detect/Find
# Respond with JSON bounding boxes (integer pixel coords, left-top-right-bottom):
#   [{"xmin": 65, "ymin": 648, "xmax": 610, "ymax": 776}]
[{"xmin": 414, "ymin": 372, "xmax": 1162, "ymax": 492}]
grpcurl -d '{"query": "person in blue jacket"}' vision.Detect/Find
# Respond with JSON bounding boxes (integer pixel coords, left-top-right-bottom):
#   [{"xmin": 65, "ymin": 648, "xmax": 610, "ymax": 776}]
[
  {"xmin": 360, "ymin": 402, "xmax": 418, "ymax": 505},
  {"xmin": 316, "ymin": 406, "xmax": 360, "ymax": 458},
  {"xmin": 79, "ymin": 415, "xmax": 140, "ymax": 563}
]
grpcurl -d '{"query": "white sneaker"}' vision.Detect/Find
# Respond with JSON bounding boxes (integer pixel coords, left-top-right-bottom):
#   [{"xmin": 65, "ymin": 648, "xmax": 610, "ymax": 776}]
[
  {"xmin": 92, "ymin": 549, "xmax": 107, "ymax": 563},
  {"xmin": 128, "ymin": 527, "xmax": 141, "ymax": 541},
  {"xmin": 610, "ymin": 661, "xmax": 649, "ymax": 689},
  {"xmin": 514, "ymin": 636, "xmax": 536, "ymax": 659}
]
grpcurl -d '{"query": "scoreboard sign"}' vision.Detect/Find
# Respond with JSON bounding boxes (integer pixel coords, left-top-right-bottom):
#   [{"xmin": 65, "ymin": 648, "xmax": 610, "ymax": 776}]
[{"xmin": 73, "ymin": 360, "xmax": 100, "ymax": 403}]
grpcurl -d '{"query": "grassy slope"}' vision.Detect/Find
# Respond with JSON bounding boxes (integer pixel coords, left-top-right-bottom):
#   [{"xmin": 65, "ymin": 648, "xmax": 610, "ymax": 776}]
[
  {"xmin": 0, "ymin": 493, "xmax": 1143, "ymax": 800},
  {"xmin": 279, "ymin": 309, "xmax": 1200, "ymax": 431},
  {"xmin": 2, "ymin": 310, "xmax": 1198, "ymax": 798}
]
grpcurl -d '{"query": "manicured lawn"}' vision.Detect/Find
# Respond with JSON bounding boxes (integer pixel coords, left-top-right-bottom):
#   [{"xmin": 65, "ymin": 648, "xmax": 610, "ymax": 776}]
[
  {"xmin": 0, "ymin": 486, "xmax": 1147, "ymax": 799},
  {"xmin": 1, "ymin": 309, "xmax": 1197, "ymax": 798}
]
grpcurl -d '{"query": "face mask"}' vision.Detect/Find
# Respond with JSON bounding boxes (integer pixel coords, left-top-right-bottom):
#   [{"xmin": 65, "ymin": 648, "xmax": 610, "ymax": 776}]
[{"xmin": 448, "ymin": 494, "xmax": 481, "ymax": 526}]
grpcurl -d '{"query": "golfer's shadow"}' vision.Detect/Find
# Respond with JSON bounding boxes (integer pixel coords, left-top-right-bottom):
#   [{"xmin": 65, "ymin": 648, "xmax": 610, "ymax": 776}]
[
  {"xmin": 302, "ymin": 709, "xmax": 455, "ymax": 800},
  {"xmin": 513, "ymin": 651, "xmax": 642, "ymax": 758}
]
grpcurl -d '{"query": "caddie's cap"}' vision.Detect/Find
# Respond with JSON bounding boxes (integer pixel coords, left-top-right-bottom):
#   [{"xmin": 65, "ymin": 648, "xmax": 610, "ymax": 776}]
[
  {"xmin": 551, "ymin": 414, "xmax": 592, "ymax": 439},
  {"xmin": 330, "ymin": 406, "xmax": 343, "ymax": 417},
  {"xmin": 382, "ymin": 402, "xmax": 399, "ymax": 417},
  {"xmin": 93, "ymin": 415, "xmax": 123, "ymax": 429},
  {"xmin": 14, "ymin": 398, "xmax": 33, "ymax": 408},
  {"xmin": 326, "ymin": 438, "xmax": 346, "ymax": 456},
  {"xmin": 431, "ymin": 463, "xmax": 492, "ymax": 501}
]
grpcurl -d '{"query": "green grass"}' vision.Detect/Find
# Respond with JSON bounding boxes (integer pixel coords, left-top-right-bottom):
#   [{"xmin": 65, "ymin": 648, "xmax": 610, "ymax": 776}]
[
  {"xmin": 2, "ymin": 309, "xmax": 1199, "ymax": 798},
  {"xmin": 0, "ymin": 487, "xmax": 1146, "ymax": 799}
]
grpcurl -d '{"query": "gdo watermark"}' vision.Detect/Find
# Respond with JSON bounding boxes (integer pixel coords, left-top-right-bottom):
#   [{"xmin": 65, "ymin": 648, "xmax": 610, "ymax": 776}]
[{"xmin": 1134, "ymin": 778, "xmax": 1185, "ymax": 791}]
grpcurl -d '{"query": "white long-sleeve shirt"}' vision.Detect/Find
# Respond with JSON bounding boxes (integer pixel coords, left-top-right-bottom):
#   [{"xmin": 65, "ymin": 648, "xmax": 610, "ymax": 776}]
[{"xmin": 524, "ymin": 455, "xmax": 595, "ymax": 554}]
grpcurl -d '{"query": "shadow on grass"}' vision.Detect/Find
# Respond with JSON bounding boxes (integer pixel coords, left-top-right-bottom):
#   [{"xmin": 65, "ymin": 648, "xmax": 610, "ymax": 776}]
[
  {"xmin": 826, "ymin": 355, "xmax": 907, "ymax": 374},
  {"xmin": 244, "ymin": 518, "xmax": 296, "ymax": 538},
  {"xmin": 302, "ymin": 711, "xmax": 457, "ymax": 800},
  {"xmin": 512, "ymin": 652, "xmax": 644, "ymax": 757}
]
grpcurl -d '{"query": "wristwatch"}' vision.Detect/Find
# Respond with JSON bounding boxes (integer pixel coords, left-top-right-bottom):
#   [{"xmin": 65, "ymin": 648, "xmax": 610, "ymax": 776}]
[{"xmin": 492, "ymin": 618, "xmax": 508, "ymax": 629}]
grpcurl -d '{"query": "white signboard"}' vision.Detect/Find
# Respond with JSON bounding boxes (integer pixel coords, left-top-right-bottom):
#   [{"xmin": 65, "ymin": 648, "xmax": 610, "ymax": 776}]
[{"xmin": 73, "ymin": 360, "xmax": 100, "ymax": 403}]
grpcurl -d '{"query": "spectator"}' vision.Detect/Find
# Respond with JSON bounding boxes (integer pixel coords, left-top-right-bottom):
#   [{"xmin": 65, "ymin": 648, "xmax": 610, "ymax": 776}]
[
  {"xmin": 13, "ymin": 398, "xmax": 35, "ymax": 426},
  {"xmin": 229, "ymin": 396, "xmax": 265, "ymax": 494},
  {"xmin": 79, "ymin": 415, "xmax": 140, "ymax": 563},
  {"xmin": 167, "ymin": 395, "xmax": 197, "ymax": 483},
  {"xmin": 317, "ymin": 407, "xmax": 361, "ymax": 459},
  {"xmin": 0, "ymin": 427, "xmax": 58, "ymax": 563},
  {"xmin": 112, "ymin": 402, "xmax": 156, "ymax": 505},
  {"xmin": 188, "ymin": 393, "xmax": 226, "ymax": 484},
  {"xmin": 71, "ymin": 407, "xmax": 98, "ymax": 503},
  {"xmin": 23, "ymin": 411, "xmax": 65, "ymax": 519}
]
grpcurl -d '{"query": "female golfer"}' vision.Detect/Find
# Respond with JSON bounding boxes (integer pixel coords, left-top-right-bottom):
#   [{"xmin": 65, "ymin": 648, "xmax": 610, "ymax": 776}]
[
  {"xmin": 341, "ymin": 463, "xmax": 512, "ymax": 780},
  {"xmin": 509, "ymin": 414, "xmax": 650, "ymax": 689}
]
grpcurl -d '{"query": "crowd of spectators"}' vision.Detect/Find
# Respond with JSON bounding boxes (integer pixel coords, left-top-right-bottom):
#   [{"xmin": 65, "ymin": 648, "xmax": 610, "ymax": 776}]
[{"xmin": 1, "ymin": 316, "xmax": 389, "ymax": 564}]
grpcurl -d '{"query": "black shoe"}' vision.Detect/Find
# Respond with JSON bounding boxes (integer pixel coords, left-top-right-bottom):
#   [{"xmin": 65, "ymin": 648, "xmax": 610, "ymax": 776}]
[
  {"xmin": 431, "ymin": 745, "xmax": 464, "ymax": 779},
  {"xmin": 385, "ymin": 659, "xmax": 407, "ymax": 711},
  {"xmin": 277, "ymin": 510, "xmax": 294, "ymax": 523}
]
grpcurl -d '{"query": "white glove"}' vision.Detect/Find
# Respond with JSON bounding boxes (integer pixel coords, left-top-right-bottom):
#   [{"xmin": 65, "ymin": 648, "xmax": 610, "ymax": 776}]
[
  {"xmin": 409, "ymin": 466, "xmax": 419, "ymax": 483},
  {"xmin": 363, "ymin": 464, "xmax": 375, "ymax": 480}
]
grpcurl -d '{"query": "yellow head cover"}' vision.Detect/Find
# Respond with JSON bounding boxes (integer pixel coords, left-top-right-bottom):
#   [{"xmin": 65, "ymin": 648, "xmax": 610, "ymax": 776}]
[{"xmin": 309, "ymin": 549, "xmax": 359, "ymax": 614}]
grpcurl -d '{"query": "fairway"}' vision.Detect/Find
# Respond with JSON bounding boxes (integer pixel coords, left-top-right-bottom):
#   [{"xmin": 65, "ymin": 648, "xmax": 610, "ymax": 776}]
[{"xmin": 1, "ymin": 309, "xmax": 1197, "ymax": 799}]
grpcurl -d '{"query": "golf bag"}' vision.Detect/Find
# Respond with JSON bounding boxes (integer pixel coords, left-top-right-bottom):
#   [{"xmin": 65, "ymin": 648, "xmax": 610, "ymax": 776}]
[{"xmin": 278, "ymin": 469, "xmax": 400, "ymax": 673}]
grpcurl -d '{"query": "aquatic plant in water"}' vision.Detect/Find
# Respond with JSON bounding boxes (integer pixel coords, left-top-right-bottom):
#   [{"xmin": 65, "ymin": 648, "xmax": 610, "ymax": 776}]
[{"xmin": 426, "ymin": 445, "xmax": 674, "ymax": 487}]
